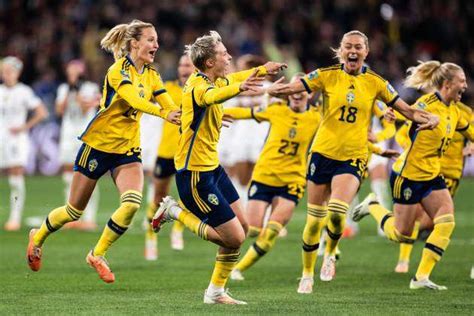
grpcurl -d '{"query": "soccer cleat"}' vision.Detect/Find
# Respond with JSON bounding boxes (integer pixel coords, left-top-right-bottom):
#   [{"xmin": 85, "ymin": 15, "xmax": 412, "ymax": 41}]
[
  {"xmin": 86, "ymin": 250, "xmax": 115, "ymax": 283},
  {"xmin": 297, "ymin": 276, "xmax": 314, "ymax": 294},
  {"xmin": 394, "ymin": 260, "xmax": 409, "ymax": 273},
  {"xmin": 278, "ymin": 227, "xmax": 288, "ymax": 238},
  {"xmin": 471, "ymin": 266, "xmax": 474, "ymax": 280},
  {"xmin": 203, "ymin": 289, "xmax": 247, "ymax": 305},
  {"xmin": 144, "ymin": 237, "xmax": 158, "ymax": 261},
  {"xmin": 170, "ymin": 231, "xmax": 184, "ymax": 251},
  {"xmin": 230, "ymin": 269, "xmax": 245, "ymax": 281},
  {"xmin": 320, "ymin": 255, "xmax": 336, "ymax": 282},
  {"xmin": 350, "ymin": 193, "xmax": 378, "ymax": 222},
  {"xmin": 26, "ymin": 229, "xmax": 42, "ymax": 271},
  {"xmin": 4, "ymin": 221, "xmax": 21, "ymax": 231},
  {"xmin": 409, "ymin": 277, "xmax": 447, "ymax": 290},
  {"xmin": 151, "ymin": 196, "xmax": 178, "ymax": 233}
]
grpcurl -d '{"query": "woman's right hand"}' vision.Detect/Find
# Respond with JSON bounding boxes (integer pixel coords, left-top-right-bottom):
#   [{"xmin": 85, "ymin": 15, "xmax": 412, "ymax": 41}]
[{"xmin": 166, "ymin": 110, "xmax": 181, "ymax": 125}]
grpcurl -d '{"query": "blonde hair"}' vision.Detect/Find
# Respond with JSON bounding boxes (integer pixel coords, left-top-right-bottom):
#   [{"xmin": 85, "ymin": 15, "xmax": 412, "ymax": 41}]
[
  {"xmin": 100, "ymin": 19, "xmax": 154, "ymax": 60},
  {"xmin": 404, "ymin": 61, "xmax": 463, "ymax": 90},
  {"xmin": 332, "ymin": 30, "xmax": 369, "ymax": 63},
  {"xmin": 184, "ymin": 31, "xmax": 222, "ymax": 71}
]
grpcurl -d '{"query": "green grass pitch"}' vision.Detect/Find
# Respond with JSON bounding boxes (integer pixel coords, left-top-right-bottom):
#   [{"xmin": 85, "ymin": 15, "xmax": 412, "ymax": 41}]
[{"xmin": 1, "ymin": 176, "xmax": 473, "ymax": 315}]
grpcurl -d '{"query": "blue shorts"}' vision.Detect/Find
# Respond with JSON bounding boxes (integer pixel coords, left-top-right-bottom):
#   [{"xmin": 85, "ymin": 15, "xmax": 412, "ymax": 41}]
[
  {"xmin": 176, "ymin": 165, "xmax": 239, "ymax": 227},
  {"xmin": 153, "ymin": 157, "xmax": 177, "ymax": 179},
  {"xmin": 307, "ymin": 152, "xmax": 367, "ymax": 184},
  {"xmin": 390, "ymin": 172, "xmax": 447, "ymax": 204},
  {"xmin": 73, "ymin": 143, "xmax": 142, "ymax": 180},
  {"xmin": 248, "ymin": 180, "xmax": 303, "ymax": 205}
]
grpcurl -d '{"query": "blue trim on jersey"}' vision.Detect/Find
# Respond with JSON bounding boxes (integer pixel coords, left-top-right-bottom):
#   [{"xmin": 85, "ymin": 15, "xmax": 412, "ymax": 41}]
[
  {"xmin": 183, "ymin": 89, "xmax": 207, "ymax": 170},
  {"xmin": 398, "ymin": 124, "xmax": 419, "ymax": 175},
  {"xmin": 153, "ymin": 89, "xmax": 166, "ymax": 96},
  {"xmin": 300, "ymin": 78, "xmax": 311, "ymax": 93},
  {"xmin": 78, "ymin": 110, "xmax": 102, "ymax": 140},
  {"xmin": 386, "ymin": 95, "xmax": 399, "ymax": 107},
  {"xmin": 104, "ymin": 77, "xmax": 116, "ymax": 109},
  {"xmin": 456, "ymin": 123, "xmax": 469, "ymax": 132}
]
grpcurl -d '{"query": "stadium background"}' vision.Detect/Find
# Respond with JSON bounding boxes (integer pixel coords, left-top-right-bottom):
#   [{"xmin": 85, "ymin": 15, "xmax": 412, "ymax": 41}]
[{"xmin": 1, "ymin": 0, "xmax": 474, "ymax": 314}]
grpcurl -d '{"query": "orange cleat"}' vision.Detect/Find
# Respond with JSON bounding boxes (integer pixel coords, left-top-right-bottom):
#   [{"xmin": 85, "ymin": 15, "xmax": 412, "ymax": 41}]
[
  {"xmin": 86, "ymin": 250, "xmax": 115, "ymax": 283},
  {"xmin": 26, "ymin": 229, "xmax": 42, "ymax": 271}
]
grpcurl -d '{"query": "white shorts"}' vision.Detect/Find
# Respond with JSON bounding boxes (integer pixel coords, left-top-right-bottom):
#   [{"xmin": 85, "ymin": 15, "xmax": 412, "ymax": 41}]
[
  {"xmin": 231, "ymin": 120, "xmax": 269, "ymax": 164},
  {"xmin": 140, "ymin": 114, "xmax": 163, "ymax": 172},
  {"xmin": 368, "ymin": 140, "xmax": 389, "ymax": 171},
  {"xmin": 0, "ymin": 132, "xmax": 29, "ymax": 169}
]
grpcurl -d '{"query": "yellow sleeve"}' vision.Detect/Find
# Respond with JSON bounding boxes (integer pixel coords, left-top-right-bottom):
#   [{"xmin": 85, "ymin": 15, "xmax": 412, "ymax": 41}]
[
  {"xmin": 395, "ymin": 122, "xmax": 411, "ymax": 149},
  {"xmin": 223, "ymin": 66, "xmax": 268, "ymax": 85},
  {"xmin": 300, "ymin": 68, "xmax": 325, "ymax": 93},
  {"xmin": 457, "ymin": 115, "xmax": 474, "ymax": 141},
  {"xmin": 193, "ymin": 82, "xmax": 241, "ymax": 107},
  {"xmin": 117, "ymin": 84, "xmax": 168, "ymax": 119},
  {"xmin": 107, "ymin": 63, "xmax": 133, "ymax": 91},
  {"xmin": 376, "ymin": 78, "xmax": 399, "ymax": 106},
  {"xmin": 368, "ymin": 142, "xmax": 383, "ymax": 155},
  {"xmin": 224, "ymin": 106, "xmax": 273, "ymax": 122}
]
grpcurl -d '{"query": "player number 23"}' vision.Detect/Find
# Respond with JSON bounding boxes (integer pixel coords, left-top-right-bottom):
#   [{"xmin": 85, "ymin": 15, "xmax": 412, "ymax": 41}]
[{"xmin": 278, "ymin": 140, "xmax": 299, "ymax": 156}]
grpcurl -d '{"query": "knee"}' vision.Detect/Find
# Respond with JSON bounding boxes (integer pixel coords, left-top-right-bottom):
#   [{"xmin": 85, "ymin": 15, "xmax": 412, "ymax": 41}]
[
  {"xmin": 328, "ymin": 212, "xmax": 345, "ymax": 227},
  {"xmin": 224, "ymin": 230, "xmax": 246, "ymax": 249}
]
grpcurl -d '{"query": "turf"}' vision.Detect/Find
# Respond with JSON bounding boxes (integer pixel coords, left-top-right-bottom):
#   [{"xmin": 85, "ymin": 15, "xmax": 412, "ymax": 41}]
[{"xmin": 1, "ymin": 176, "xmax": 473, "ymax": 315}]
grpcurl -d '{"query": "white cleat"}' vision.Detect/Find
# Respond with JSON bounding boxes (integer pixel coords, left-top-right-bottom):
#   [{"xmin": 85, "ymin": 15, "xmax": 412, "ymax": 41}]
[
  {"xmin": 230, "ymin": 269, "xmax": 245, "ymax": 281},
  {"xmin": 350, "ymin": 193, "xmax": 378, "ymax": 222},
  {"xmin": 204, "ymin": 289, "xmax": 247, "ymax": 305},
  {"xmin": 297, "ymin": 276, "xmax": 314, "ymax": 294},
  {"xmin": 409, "ymin": 278, "xmax": 447, "ymax": 290},
  {"xmin": 394, "ymin": 261, "xmax": 409, "ymax": 273},
  {"xmin": 170, "ymin": 231, "xmax": 184, "ymax": 251},
  {"xmin": 144, "ymin": 237, "xmax": 158, "ymax": 261},
  {"xmin": 320, "ymin": 255, "xmax": 336, "ymax": 282},
  {"xmin": 152, "ymin": 196, "xmax": 179, "ymax": 233},
  {"xmin": 471, "ymin": 266, "xmax": 474, "ymax": 280}
]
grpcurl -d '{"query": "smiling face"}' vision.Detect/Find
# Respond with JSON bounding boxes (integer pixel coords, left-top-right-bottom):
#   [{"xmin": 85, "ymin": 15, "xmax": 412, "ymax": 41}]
[
  {"xmin": 207, "ymin": 42, "xmax": 232, "ymax": 79},
  {"xmin": 132, "ymin": 27, "xmax": 159, "ymax": 64},
  {"xmin": 178, "ymin": 55, "xmax": 194, "ymax": 84},
  {"xmin": 340, "ymin": 34, "xmax": 369, "ymax": 74},
  {"xmin": 444, "ymin": 70, "xmax": 467, "ymax": 103}
]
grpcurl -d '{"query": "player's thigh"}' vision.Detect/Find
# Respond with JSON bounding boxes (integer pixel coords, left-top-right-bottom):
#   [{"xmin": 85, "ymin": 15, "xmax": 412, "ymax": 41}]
[
  {"xmin": 214, "ymin": 216, "xmax": 246, "ymax": 249},
  {"xmin": 68, "ymin": 171, "xmax": 98, "ymax": 210},
  {"xmin": 270, "ymin": 197, "xmax": 295, "ymax": 225},
  {"xmin": 153, "ymin": 176, "xmax": 173, "ymax": 201},
  {"xmin": 307, "ymin": 180, "xmax": 331, "ymax": 205},
  {"xmin": 393, "ymin": 203, "xmax": 418, "ymax": 236},
  {"xmin": 421, "ymin": 188, "xmax": 454, "ymax": 219},
  {"xmin": 112, "ymin": 162, "xmax": 144, "ymax": 195},
  {"xmin": 369, "ymin": 162, "xmax": 388, "ymax": 180},
  {"xmin": 245, "ymin": 200, "xmax": 269, "ymax": 228},
  {"xmin": 330, "ymin": 173, "xmax": 360, "ymax": 204}
]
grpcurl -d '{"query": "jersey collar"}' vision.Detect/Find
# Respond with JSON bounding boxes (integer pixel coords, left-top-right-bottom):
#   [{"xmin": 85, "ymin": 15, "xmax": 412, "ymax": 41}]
[
  {"xmin": 434, "ymin": 91, "xmax": 450, "ymax": 106},
  {"xmin": 341, "ymin": 63, "xmax": 368, "ymax": 76}
]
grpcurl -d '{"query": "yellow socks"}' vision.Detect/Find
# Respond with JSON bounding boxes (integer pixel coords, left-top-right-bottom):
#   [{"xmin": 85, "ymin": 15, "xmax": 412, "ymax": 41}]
[
  {"xmin": 415, "ymin": 214, "xmax": 455, "ymax": 280},
  {"xmin": 34, "ymin": 204, "xmax": 83, "ymax": 246},
  {"xmin": 93, "ymin": 190, "xmax": 142, "ymax": 256},
  {"xmin": 325, "ymin": 199, "xmax": 349, "ymax": 256},
  {"xmin": 235, "ymin": 221, "xmax": 283, "ymax": 272},
  {"xmin": 302, "ymin": 204, "xmax": 327, "ymax": 277},
  {"xmin": 210, "ymin": 250, "xmax": 240, "ymax": 288},
  {"xmin": 145, "ymin": 202, "xmax": 158, "ymax": 241},
  {"xmin": 177, "ymin": 209, "xmax": 209, "ymax": 240},
  {"xmin": 398, "ymin": 221, "xmax": 420, "ymax": 263},
  {"xmin": 247, "ymin": 225, "xmax": 262, "ymax": 238}
]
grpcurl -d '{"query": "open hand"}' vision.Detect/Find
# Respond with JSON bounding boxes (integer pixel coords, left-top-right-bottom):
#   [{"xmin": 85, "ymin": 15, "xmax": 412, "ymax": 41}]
[
  {"xmin": 240, "ymin": 69, "xmax": 265, "ymax": 93},
  {"xmin": 415, "ymin": 111, "xmax": 439, "ymax": 131},
  {"xmin": 384, "ymin": 108, "xmax": 396, "ymax": 123},
  {"xmin": 166, "ymin": 110, "xmax": 181, "ymax": 125},
  {"xmin": 263, "ymin": 62, "xmax": 288, "ymax": 75}
]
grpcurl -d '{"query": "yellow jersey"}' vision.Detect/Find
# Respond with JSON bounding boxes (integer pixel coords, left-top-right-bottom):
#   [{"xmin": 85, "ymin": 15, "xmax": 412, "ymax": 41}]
[
  {"xmin": 301, "ymin": 64, "xmax": 398, "ymax": 161},
  {"xmin": 80, "ymin": 56, "xmax": 177, "ymax": 153},
  {"xmin": 440, "ymin": 102, "xmax": 473, "ymax": 179},
  {"xmin": 225, "ymin": 103, "xmax": 321, "ymax": 187},
  {"xmin": 392, "ymin": 93, "xmax": 473, "ymax": 181},
  {"xmin": 157, "ymin": 80, "xmax": 183, "ymax": 158},
  {"xmin": 175, "ymin": 67, "xmax": 267, "ymax": 171}
]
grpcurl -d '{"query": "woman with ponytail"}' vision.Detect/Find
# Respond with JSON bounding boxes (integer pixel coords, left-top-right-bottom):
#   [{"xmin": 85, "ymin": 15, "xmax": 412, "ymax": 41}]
[{"xmin": 27, "ymin": 20, "xmax": 181, "ymax": 283}]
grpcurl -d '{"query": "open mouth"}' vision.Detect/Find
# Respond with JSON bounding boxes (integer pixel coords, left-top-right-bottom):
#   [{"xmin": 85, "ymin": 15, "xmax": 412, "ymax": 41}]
[
  {"xmin": 148, "ymin": 50, "xmax": 156, "ymax": 59},
  {"xmin": 347, "ymin": 55, "xmax": 359, "ymax": 66}
]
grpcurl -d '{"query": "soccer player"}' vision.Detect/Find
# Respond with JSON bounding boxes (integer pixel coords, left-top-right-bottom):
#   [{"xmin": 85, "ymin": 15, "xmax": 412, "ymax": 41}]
[
  {"xmin": 56, "ymin": 59, "xmax": 100, "ymax": 231},
  {"xmin": 352, "ymin": 61, "xmax": 474, "ymax": 290},
  {"xmin": 224, "ymin": 73, "xmax": 321, "ymax": 281},
  {"xmin": 144, "ymin": 54, "xmax": 194, "ymax": 260},
  {"xmin": 26, "ymin": 20, "xmax": 181, "ymax": 283},
  {"xmin": 392, "ymin": 101, "xmax": 473, "ymax": 273},
  {"xmin": 1, "ymin": 56, "xmax": 48, "ymax": 231},
  {"xmin": 267, "ymin": 30, "xmax": 439, "ymax": 293},
  {"xmin": 152, "ymin": 30, "xmax": 286, "ymax": 304}
]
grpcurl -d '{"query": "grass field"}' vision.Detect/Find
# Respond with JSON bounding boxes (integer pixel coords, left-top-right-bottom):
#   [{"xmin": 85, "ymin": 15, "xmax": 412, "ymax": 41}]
[{"xmin": 1, "ymin": 176, "xmax": 473, "ymax": 315}]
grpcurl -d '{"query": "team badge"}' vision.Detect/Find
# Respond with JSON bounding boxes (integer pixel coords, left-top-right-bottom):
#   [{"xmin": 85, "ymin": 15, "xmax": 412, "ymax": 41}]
[
  {"xmin": 88, "ymin": 159, "xmax": 98, "ymax": 172},
  {"xmin": 310, "ymin": 163, "xmax": 316, "ymax": 176},
  {"xmin": 249, "ymin": 184, "xmax": 257, "ymax": 197},
  {"xmin": 208, "ymin": 193, "xmax": 219, "ymax": 206},
  {"xmin": 308, "ymin": 70, "xmax": 319, "ymax": 80},
  {"xmin": 403, "ymin": 187, "xmax": 412, "ymax": 201},
  {"xmin": 446, "ymin": 123, "xmax": 451, "ymax": 134},
  {"xmin": 289, "ymin": 127, "xmax": 297, "ymax": 139},
  {"xmin": 346, "ymin": 91, "xmax": 355, "ymax": 104},
  {"xmin": 139, "ymin": 90, "xmax": 145, "ymax": 98},
  {"xmin": 387, "ymin": 83, "xmax": 395, "ymax": 94},
  {"xmin": 416, "ymin": 102, "xmax": 426, "ymax": 110}
]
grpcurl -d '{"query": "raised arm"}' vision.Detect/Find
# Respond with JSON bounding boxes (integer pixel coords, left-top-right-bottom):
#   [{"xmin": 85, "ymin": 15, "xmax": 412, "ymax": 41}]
[{"xmin": 391, "ymin": 98, "xmax": 439, "ymax": 131}]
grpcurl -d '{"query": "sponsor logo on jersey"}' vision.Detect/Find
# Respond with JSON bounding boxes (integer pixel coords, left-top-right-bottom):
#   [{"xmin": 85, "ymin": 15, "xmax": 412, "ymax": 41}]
[
  {"xmin": 88, "ymin": 159, "xmax": 98, "ymax": 172},
  {"xmin": 289, "ymin": 127, "xmax": 297, "ymax": 139},
  {"xmin": 403, "ymin": 187, "xmax": 412, "ymax": 201},
  {"xmin": 346, "ymin": 91, "xmax": 355, "ymax": 104},
  {"xmin": 208, "ymin": 193, "xmax": 219, "ymax": 206},
  {"xmin": 308, "ymin": 70, "xmax": 319, "ymax": 80},
  {"xmin": 249, "ymin": 184, "xmax": 257, "ymax": 197},
  {"xmin": 310, "ymin": 163, "xmax": 316, "ymax": 176},
  {"xmin": 387, "ymin": 83, "xmax": 396, "ymax": 94}
]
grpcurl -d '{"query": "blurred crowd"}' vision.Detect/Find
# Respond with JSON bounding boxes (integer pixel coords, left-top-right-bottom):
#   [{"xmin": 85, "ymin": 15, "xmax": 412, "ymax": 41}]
[{"xmin": 1, "ymin": 0, "xmax": 474, "ymax": 174}]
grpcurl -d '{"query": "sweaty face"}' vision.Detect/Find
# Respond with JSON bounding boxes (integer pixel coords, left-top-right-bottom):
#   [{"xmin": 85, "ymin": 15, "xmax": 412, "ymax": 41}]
[
  {"xmin": 340, "ymin": 35, "xmax": 369, "ymax": 74},
  {"xmin": 446, "ymin": 70, "xmax": 467, "ymax": 103},
  {"xmin": 178, "ymin": 55, "xmax": 195, "ymax": 84},
  {"xmin": 1, "ymin": 63, "xmax": 20, "ymax": 87},
  {"xmin": 136, "ymin": 27, "xmax": 159, "ymax": 64},
  {"xmin": 212, "ymin": 42, "xmax": 232, "ymax": 78}
]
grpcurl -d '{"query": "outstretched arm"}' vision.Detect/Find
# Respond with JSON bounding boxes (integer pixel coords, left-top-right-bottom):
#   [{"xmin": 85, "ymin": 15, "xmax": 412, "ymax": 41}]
[{"xmin": 392, "ymin": 98, "xmax": 439, "ymax": 131}]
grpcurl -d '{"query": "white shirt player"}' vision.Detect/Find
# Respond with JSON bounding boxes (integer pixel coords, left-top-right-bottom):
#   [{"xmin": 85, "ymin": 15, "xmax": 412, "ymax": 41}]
[
  {"xmin": 140, "ymin": 113, "xmax": 163, "ymax": 172},
  {"xmin": 0, "ymin": 83, "xmax": 42, "ymax": 168},
  {"xmin": 57, "ymin": 81, "xmax": 99, "ymax": 164}
]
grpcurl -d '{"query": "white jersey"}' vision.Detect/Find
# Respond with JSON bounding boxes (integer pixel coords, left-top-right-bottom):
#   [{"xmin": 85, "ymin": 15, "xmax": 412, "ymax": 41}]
[
  {"xmin": 0, "ymin": 83, "xmax": 42, "ymax": 168},
  {"xmin": 57, "ymin": 81, "xmax": 99, "ymax": 164},
  {"xmin": 218, "ymin": 97, "xmax": 240, "ymax": 166},
  {"xmin": 368, "ymin": 101, "xmax": 389, "ymax": 170},
  {"xmin": 140, "ymin": 113, "xmax": 163, "ymax": 172}
]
